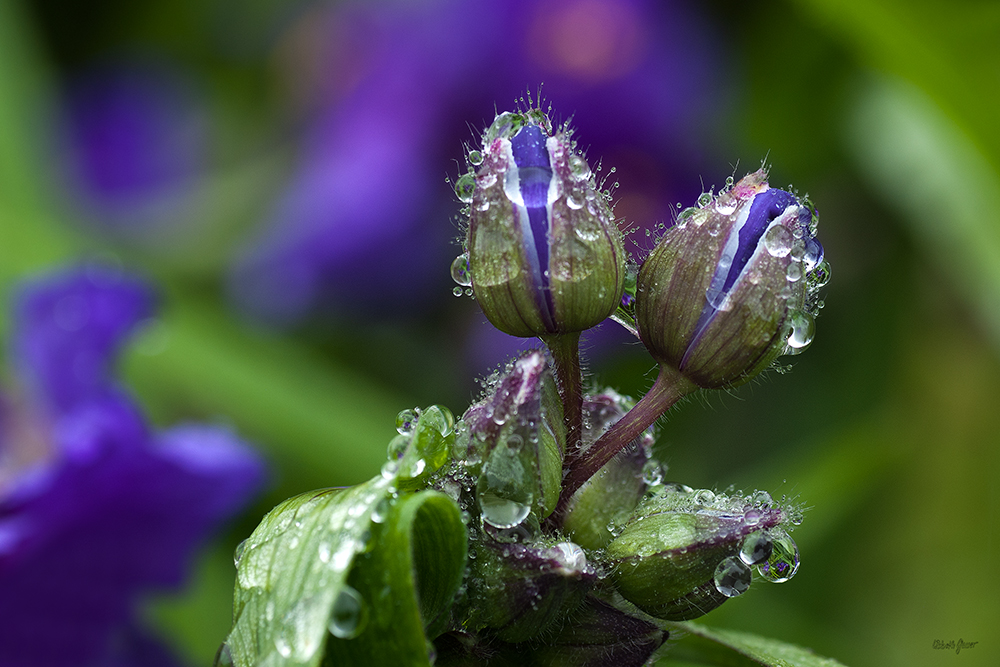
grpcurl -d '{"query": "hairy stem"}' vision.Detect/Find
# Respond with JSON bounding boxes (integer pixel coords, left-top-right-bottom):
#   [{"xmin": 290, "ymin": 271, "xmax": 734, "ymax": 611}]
[
  {"xmin": 550, "ymin": 364, "xmax": 695, "ymax": 525},
  {"xmin": 541, "ymin": 332, "xmax": 583, "ymax": 462}
]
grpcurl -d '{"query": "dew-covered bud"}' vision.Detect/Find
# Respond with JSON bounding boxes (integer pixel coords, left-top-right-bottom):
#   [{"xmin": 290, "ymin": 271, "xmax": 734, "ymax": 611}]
[
  {"xmin": 604, "ymin": 486, "xmax": 797, "ymax": 620},
  {"xmin": 523, "ymin": 596, "xmax": 666, "ymax": 667},
  {"xmin": 460, "ymin": 350, "xmax": 566, "ymax": 522},
  {"xmin": 560, "ymin": 391, "xmax": 653, "ymax": 550},
  {"xmin": 462, "ymin": 109, "xmax": 627, "ymax": 337},
  {"xmin": 464, "ymin": 537, "xmax": 595, "ymax": 642},
  {"xmin": 636, "ymin": 170, "xmax": 828, "ymax": 388}
]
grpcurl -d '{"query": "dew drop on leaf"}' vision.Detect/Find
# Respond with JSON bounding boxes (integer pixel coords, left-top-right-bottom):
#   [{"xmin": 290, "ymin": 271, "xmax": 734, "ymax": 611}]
[{"xmin": 329, "ymin": 586, "xmax": 369, "ymax": 639}]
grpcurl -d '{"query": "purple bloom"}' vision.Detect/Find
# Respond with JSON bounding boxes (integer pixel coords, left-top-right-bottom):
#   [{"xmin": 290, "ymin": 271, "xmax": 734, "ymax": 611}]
[
  {"xmin": 55, "ymin": 62, "xmax": 209, "ymax": 242},
  {"xmin": 0, "ymin": 268, "xmax": 266, "ymax": 667},
  {"xmin": 229, "ymin": 0, "xmax": 723, "ymax": 327}
]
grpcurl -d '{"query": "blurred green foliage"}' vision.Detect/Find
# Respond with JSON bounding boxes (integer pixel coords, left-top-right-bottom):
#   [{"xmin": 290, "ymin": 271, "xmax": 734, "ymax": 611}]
[{"xmin": 1, "ymin": 0, "xmax": 998, "ymax": 665}]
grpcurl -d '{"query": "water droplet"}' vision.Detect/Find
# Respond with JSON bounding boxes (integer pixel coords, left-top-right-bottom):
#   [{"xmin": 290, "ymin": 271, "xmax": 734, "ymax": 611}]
[
  {"xmin": 568, "ymin": 153, "xmax": 591, "ymax": 181},
  {"xmin": 455, "ymin": 172, "xmax": 476, "ymax": 203},
  {"xmin": 785, "ymin": 311, "xmax": 816, "ymax": 354},
  {"xmin": 714, "ymin": 556, "xmax": 752, "ymax": 597},
  {"xmin": 372, "ymin": 496, "xmax": 391, "ymax": 524},
  {"xmin": 477, "ymin": 446, "xmax": 533, "ymax": 529},
  {"xmin": 790, "ymin": 240, "xmax": 806, "ymax": 262},
  {"xmin": 807, "ymin": 260, "xmax": 831, "ymax": 289},
  {"xmin": 693, "ymin": 489, "xmax": 716, "ymax": 505},
  {"xmin": 764, "ymin": 225, "xmax": 793, "ymax": 257},
  {"xmin": 329, "ymin": 586, "xmax": 369, "ymax": 639},
  {"xmin": 715, "ymin": 200, "xmax": 737, "ymax": 215},
  {"xmin": 396, "ymin": 409, "xmax": 419, "ymax": 435},
  {"xmin": 550, "ymin": 541, "xmax": 588, "ymax": 573},
  {"xmin": 751, "ymin": 490, "xmax": 772, "ymax": 507},
  {"xmin": 641, "ymin": 460, "xmax": 663, "ymax": 486},
  {"xmin": 468, "ymin": 150, "xmax": 483, "ymax": 166},
  {"xmin": 453, "ymin": 286, "xmax": 463, "ymax": 297},
  {"xmin": 566, "ymin": 193, "xmax": 583, "ymax": 209},
  {"xmin": 697, "ymin": 191, "xmax": 713, "ymax": 207},
  {"xmin": 477, "ymin": 171, "xmax": 497, "ymax": 189},
  {"xmin": 506, "ymin": 433, "xmax": 524, "ymax": 452},
  {"xmin": 757, "ymin": 530, "xmax": 800, "ymax": 582},
  {"xmin": 381, "ymin": 461, "xmax": 402, "ymax": 485},
  {"xmin": 802, "ymin": 238, "xmax": 824, "ymax": 271},
  {"xmin": 400, "ymin": 457, "xmax": 426, "ymax": 479},
  {"xmin": 725, "ymin": 175, "xmax": 734, "ymax": 188},
  {"xmin": 233, "ymin": 539, "xmax": 247, "ymax": 568},
  {"xmin": 739, "ymin": 531, "xmax": 773, "ymax": 565},
  {"xmin": 213, "ymin": 643, "xmax": 234, "ymax": 667},
  {"xmin": 786, "ymin": 263, "xmax": 803, "ymax": 282},
  {"xmin": 450, "ymin": 253, "xmax": 472, "ymax": 286},
  {"xmin": 464, "ymin": 287, "xmax": 474, "ymax": 297}
]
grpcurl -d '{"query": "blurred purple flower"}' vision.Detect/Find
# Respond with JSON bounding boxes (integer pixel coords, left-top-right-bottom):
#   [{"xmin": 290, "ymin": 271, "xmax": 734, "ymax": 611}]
[
  {"xmin": 56, "ymin": 62, "xmax": 209, "ymax": 243},
  {"xmin": 229, "ymin": 0, "xmax": 725, "ymax": 327},
  {"xmin": 0, "ymin": 267, "xmax": 266, "ymax": 667}
]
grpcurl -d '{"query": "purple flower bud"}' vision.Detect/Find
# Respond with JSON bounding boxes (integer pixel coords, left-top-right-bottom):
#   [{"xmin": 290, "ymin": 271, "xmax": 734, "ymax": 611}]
[
  {"xmin": 604, "ymin": 486, "xmax": 794, "ymax": 620},
  {"xmin": 460, "ymin": 350, "xmax": 566, "ymax": 521},
  {"xmin": 465, "ymin": 109, "xmax": 627, "ymax": 337},
  {"xmin": 463, "ymin": 537, "xmax": 595, "ymax": 642},
  {"xmin": 636, "ymin": 170, "xmax": 829, "ymax": 388}
]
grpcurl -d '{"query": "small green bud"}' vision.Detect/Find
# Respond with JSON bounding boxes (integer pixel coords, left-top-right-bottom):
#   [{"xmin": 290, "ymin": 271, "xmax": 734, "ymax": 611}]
[
  {"xmin": 636, "ymin": 170, "xmax": 828, "ymax": 388},
  {"xmin": 561, "ymin": 391, "xmax": 654, "ymax": 549},
  {"xmin": 464, "ymin": 109, "xmax": 627, "ymax": 337},
  {"xmin": 464, "ymin": 537, "xmax": 594, "ymax": 642},
  {"xmin": 604, "ymin": 486, "xmax": 795, "ymax": 620}
]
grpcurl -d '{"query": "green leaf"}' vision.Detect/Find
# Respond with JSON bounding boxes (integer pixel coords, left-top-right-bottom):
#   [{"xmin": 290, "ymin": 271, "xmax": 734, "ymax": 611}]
[
  {"xmin": 325, "ymin": 489, "xmax": 467, "ymax": 665},
  {"xmin": 223, "ymin": 476, "xmax": 467, "ymax": 667},
  {"xmin": 660, "ymin": 622, "xmax": 848, "ymax": 667}
]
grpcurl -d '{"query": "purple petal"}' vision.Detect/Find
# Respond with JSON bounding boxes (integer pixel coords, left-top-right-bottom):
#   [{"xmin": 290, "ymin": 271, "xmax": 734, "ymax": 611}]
[{"xmin": 12, "ymin": 267, "xmax": 155, "ymax": 416}]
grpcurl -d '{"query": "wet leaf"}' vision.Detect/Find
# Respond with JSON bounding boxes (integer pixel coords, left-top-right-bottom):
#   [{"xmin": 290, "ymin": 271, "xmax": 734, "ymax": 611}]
[{"xmin": 660, "ymin": 622, "xmax": 848, "ymax": 667}]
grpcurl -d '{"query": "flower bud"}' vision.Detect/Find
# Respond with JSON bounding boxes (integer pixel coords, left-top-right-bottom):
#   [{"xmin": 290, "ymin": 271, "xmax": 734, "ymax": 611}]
[
  {"xmin": 464, "ymin": 537, "xmax": 595, "ymax": 642},
  {"xmin": 560, "ymin": 391, "xmax": 653, "ymax": 549},
  {"xmin": 604, "ymin": 486, "xmax": 794, "ymax": 620},
  {"xmin": 524, "ymin": 596, "xmax": 666, "ymax": 667},
  {"xmin": 459, "ymin": 350, "xmax": 566, "ymax": 522},
  {"xmin": 636, "ymin": 170, "xmax": 828, "ymax": 388},
  {"xmin": 463, "ymin": 109, "xmax": 627, "ymax": 337}
]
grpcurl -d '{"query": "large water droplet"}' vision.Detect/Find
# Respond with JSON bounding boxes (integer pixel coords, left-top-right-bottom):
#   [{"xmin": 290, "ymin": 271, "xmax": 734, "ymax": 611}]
[
  {"xmin": 568, "ymin": 153, "xmax": 591, "ymax": 181},
  {"xmin": 757, "ymin": 530, "xmax": 800, "ymax": 583},
  {"xmin": 697, "ymin": 191, "xmax": 713, "ymax": 207},
  {"xmin": 785, "ymin": 311, "xmax": 816, "ymax": 354},
  {"xmin": 641, "ymin": 459, "xmax": 663, "ymax": 486},
  {"xmin": 477, "ymin": 446, "xmax": 533, "ymax": 529},
  {"xmin": 739, "ymin": 531, "xmax": 773, "ymax": 565},
  {"xmin": 714, "ymin": 556, "xmax": 752, "ymax": 597},
  {"xmin": 329, "ymin": 586, "xmax": 369, "ymax": 639},
  {"xmin": 468, "ymin": 150, "xmax": 483, "ymax": 166},
  {"xmin": 451, "ymin": 254, "xmax": 472, "ymax": 286},
  {"xmin": 455, "ymin": 172, "xmax": 476, "ymax": 203},
  {"xmin": 764, "ymin": 225, "xmax": 793, "ymax": 257},
  {"xmin": 396, "ymin": 409, "xmax": 419, "ymax": 435},
  {"xmin": 807, "ymin": 259, "xmax": 831, "ymax": 289},
  {"xmin": 786, "ymin": 262, "xmax": 803, "ymax": 283}
]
